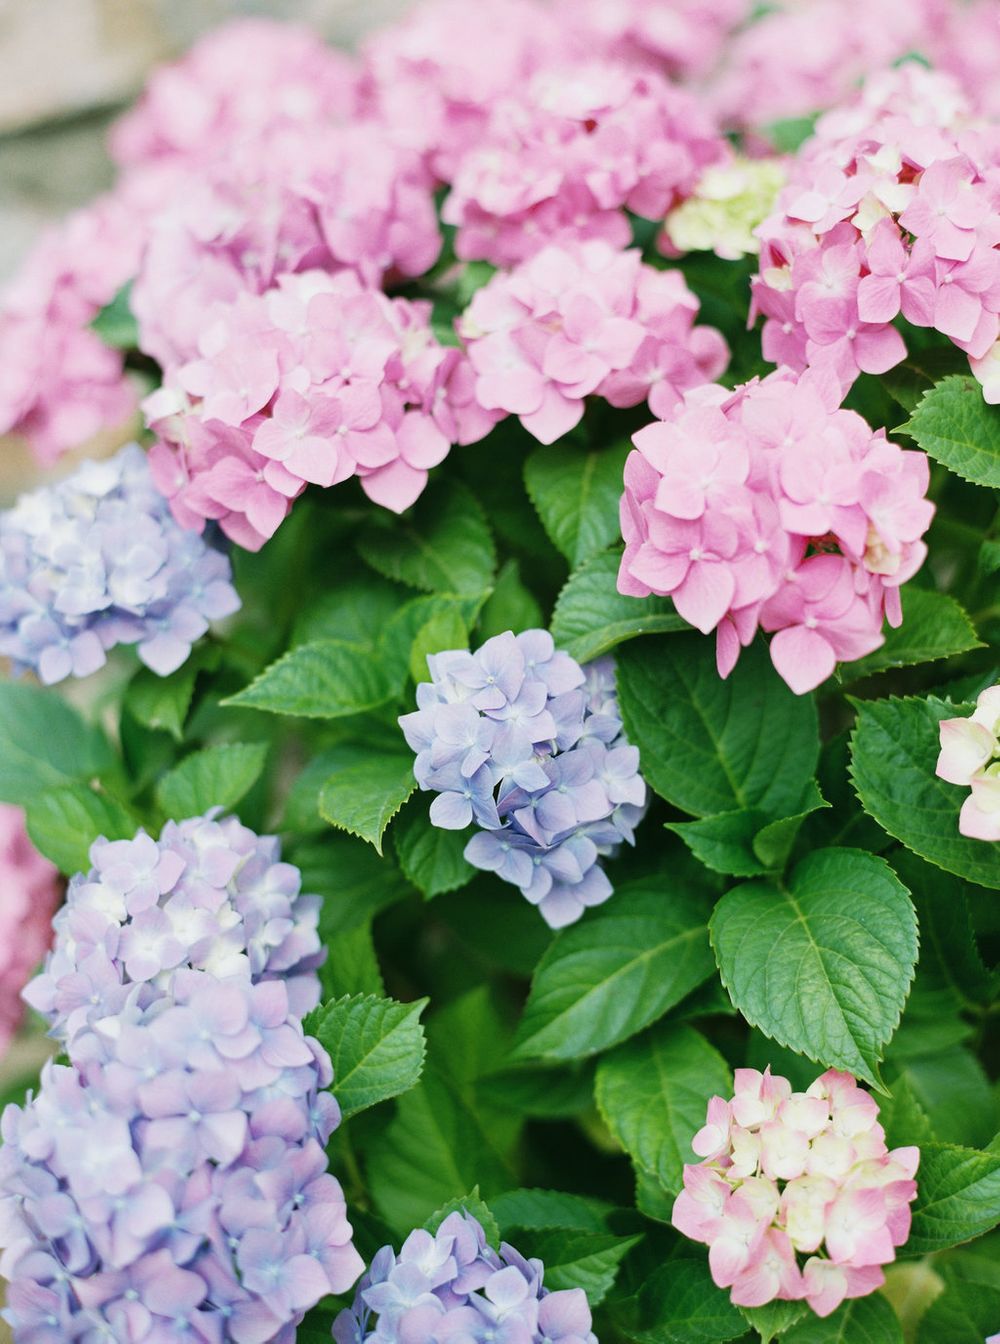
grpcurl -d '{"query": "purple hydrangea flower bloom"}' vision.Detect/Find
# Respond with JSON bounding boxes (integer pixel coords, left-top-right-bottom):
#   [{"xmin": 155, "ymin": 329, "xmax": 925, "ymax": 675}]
[
  {"xmin": 0, "ymin": 443, "xmax": 240, "ymax": 685},
  {"xmin": 399, "ymin": 632, "xmax": 647, "ymax": 928},
  {"xmin": 334, "ymin": 1211, "xmax": 598, "ymax": 1344}
]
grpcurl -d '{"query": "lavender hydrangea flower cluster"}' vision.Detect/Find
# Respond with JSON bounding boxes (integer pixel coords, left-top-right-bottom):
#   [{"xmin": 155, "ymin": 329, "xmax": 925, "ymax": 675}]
[
  {"xmin": 399, "ymin": 630, "xmax": 646, "ymax": 928},
  {"xmin": 334, "ymin": 1211, "xmax": 597, "ymax": 1344},
  {"xmin": 0, "ymin": 443, "xmax": 240, "ymax": 685},
  {"xmin": 0, "ymin": 815, "xmax": 364, "ymax": 1344}
]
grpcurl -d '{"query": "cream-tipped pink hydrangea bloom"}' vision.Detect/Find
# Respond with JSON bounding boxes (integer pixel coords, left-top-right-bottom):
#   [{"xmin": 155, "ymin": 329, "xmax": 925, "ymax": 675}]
[
  {"xmin": 673, "ymin": 1067, "xmax": 919, "ymax": 1318},
  {"xmin": 936, "ymin": 685, "xmax": 1000, "ymax": 841},
  {"xmin": 0, "ymin": 805, "xmax": 60, "ymax": 1059}
]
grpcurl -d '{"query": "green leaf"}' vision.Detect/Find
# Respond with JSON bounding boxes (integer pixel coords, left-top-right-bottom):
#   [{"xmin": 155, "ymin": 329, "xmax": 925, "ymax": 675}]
[
  {"xmin": 426, "ymin": 1188, "xmax": 500, "ymax": 1248},
  {"xmin": 841, "ymin": 589, "xmax": 982, "ymax": 681},
  {"xmin": 904, "ymin": 374, "xmax": 1000, "ymax": 488},
  {"xmin": 304, "ymin": 993, "xmax": 427, "ymax": 1119},
  {"xmin": 882, "ymin": 348, "xmax": 970, "ymax": 413},
  {"xmin": 513, "ymin": 881, "xmax": 715, "ymax": 1061},
  {"xmin": 125, "ymin": 652, "xmax": 212, "ymax": 741},
  {"xmin": 26, "ymin": 785, "xmax": 138, "ymax": 874},
  {"xmin": 917, "ymin": 1264, "xmax": 1000, "ymax": 1344},
  {"xmin": 90, "ymin": 281, "xmax": 138, "ymax": 349},
  {"xmin": 633, "ymin": 1166, "xmax": 675, "ymax": 1225},
  {"xmin": 595, "ymin": 1023, "xmax": 732, "ymax": 1194},
  {"xmin": 524, "ymin": 440, "xmax": 629, "ymax": 569},
  {"xmin": 155, "ymin": 742, "xmax": 268, "ymax": 818},
  {"xmin": 781, "ymin": 1294, "xmax": 903, "ymax": 1342},
  {"xmin": 850, "ymin": 695, "xmax": 1000, "ymax": 889},
  {"xmin": 379, "ymin": 592, "xmax": 485, "ymax": 690},
  {"xmin": 319, "ymin": 755, "xmax": 417, "ymax": 854},
  {"xmin": 478, "ymin": 1064, "xmax": 595, "ymax": 1119},
  {"xmin": 0, "ymin": 682, "xmax": 114, "ymax": 805},
  {"xmin": 893, "ymin": 1051, "xmax": 999, "ymax": 1150},
  {"xmin": 394, "ymin": 802, "xmax": 475, "ymax": 899},
  {"xmin": 710, "ymin": 849, "xmax": 918, "ymax": 1089},
  {"xmin": 224, "ymin": 640, "xmax": 396, "ymax": 718},
  {"xmin": 318, "ymin": 920, "xmax": 385, "ymax": 999},
  {"xmin": 550, "ymin": 550, "xmax": 687, "ymax": 664},
  {"xmin": 616, "ymin": 634, "xmax": 819, "ymax": 818},
  {"xmin": 490, "ymin": 1188, "xmax": 611, "ymax": 1236},
  {"xmin": 891, "ymin": 851, "xmax": 992, "ymax": 1009},
  {"xmin": 291, "ymin": 834, "xmax": 414, "ymax": 937},
  {"xmin": 291, "ymin": 573, "xmax": 404, "ymax": 650},
  {"xmin": 522, "ymin": 1229, "xmax": 641, "ymax": 1305},
  {"xmin": 765, "ymin": 114, "xmax": 819, "ymax": 153},
  {"xmin": 634, "ymin": 1258, "xmax": 746, "ymax": 1344},
  {"xmin": 903, "ymin": 1142, "xmax": 1000, "ymax": 1256},
  {"xmin": 752, "ymin": 784, "xmax": 830, "ymax": 870},
  {"xmin": 668, "ymin": 810, "xmax": 769, "ymax": 878},
  {"xmin": 409, "ymin": 606, "xmax": 469, "ymax": 684},
  {"xmin": 878, "ymin": 1072, "xmax": 935, "ymax": 1152},
  {"xmin": 739, "ymin": 1300, "xmax": 809, "ymax": 1343},
  {"xmin": 358, "ymin": 479, "xmax": 496, "ymax": 596},
  {"xmin": 477, "ymin": 559, "xmax": 544, "ymax": 642}
]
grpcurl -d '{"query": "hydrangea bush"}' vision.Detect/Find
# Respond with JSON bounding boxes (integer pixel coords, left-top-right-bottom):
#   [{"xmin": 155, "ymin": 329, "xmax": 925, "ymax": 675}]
[{"xmin": 0, "ymin": 3, "xmax": 999, "ymax": 1343}]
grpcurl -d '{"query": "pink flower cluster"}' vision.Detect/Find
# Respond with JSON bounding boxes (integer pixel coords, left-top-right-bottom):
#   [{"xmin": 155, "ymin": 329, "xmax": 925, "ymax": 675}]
[
  {"xmin": 752, "ymin": 65, "xmax": 1000, "ymax": 400},
  {"xmin": 147, "ymin": 270, "xmax": 498, "ymax": 549},
  {"xmin": 617, "ymin": 367, "xmax": 934, "ymax": 694},
  {"xmin": 672, "ymin": 1067, "xmax": 919, "ymax": 1318},
  {"xmin": 935, "ymin": 684, "xmax": 1000, "ymax": 841},
  {"xmin": 459, "ymin": 240, "xmax": 728, "ymax": 445},
  {"xmin": 555, "ymin": 0, "xmax": 750, "ymax": 82},
  {"xmin": 442, "ymin": 61, "xmax": 725, "ymax": 265},
  {"xmin": 0, "ymin": 805, "xmax": 60, "ymax": 1060}
]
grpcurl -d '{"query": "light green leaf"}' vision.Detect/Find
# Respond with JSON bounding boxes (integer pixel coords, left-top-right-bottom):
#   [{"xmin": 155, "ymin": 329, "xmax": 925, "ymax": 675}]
[
  {"xmin": 634, "ymin": 1258, "xmax": 746, "ymax": 1344},
  {"xmin": 125, "ymin": 650, "xmax": 215, "ymax": 741},
  {"xmin": 90, "ymin": 281, "xmax": 138, "ymax": 349},
  {"xmin": 477, "ymin": 559, "xmax": 544, "ymax": 641},
  {"xmin": 155, "ymin": 742, "xmax": 268, "ymax": 819},
  {"xmin": 842, "ymin": 589, "xmax": 982, "ymax": 681},
  {"xmin": 550, "ymin": 550, "xmax": 687, "ymax": 664},
  {"xmin": 26, "ymin": 786, "xmax": 138, "ymax": 874},
  {"xmin": 753, "ymin": 783, "xmax": 830, "ymax": 870},
  {"xmin": 903, "ymin": 1142, "xmax": 1000, "ymax": 1255},
  {"xmin": 490, "ymin": 1188, "xmax": 611, "ymax": 1236},
  {"xmin": 358, "ymin": 479, "xmax": 496, "ymax": 595},
  {"xmin": 525, "ymin": 1229, "xmax": 641, "ymax": 1305},
  {"xmin": 291, "ymin": 573, "xmax": 404, "ymax": 650},
  {"xmin": 904, "ymin": 374, "xmax": 1000, "ymax": 488},
  {"xmin": 426, "ymin": 1189, "xmax": 500, "ymax": 1248},
  {"xmin": 319, "ymin": 755, "xmax": 416, "ymax": 854},
  {"xmin": 394, "ymin": 802, "xmax": 475, "ymax": 899},
  {"xmin": 524, "ymin": 440, "xmax": 629, "ymax": 569},
  {"xmin": 739, "ymin": 1300, "xmax": 809, "ymax": 1342},
  {"xmin": 595, "ymin": 1023, "xmax": 731, "ymax": 1194},
  {"xmin": 318, "ymin": 920, "xmax": 385, "ymax": 999},
  {"xmin": 782, "ymin": 1293, "xmax": 903, "ymax": 1342},
  {"xmin": 0, "ymin": 682, "xmax": 114, "ymax": 805},
  {"xmin": 617, "ymin": 634, "xmax": 820, "ymax": 819},
  {"xmin": 409, "ymin": 607, "xmax": 469, "ymax": 684},
  {"xmin": 513, "ymin": 881, "xmax": 715, "ymax": 1061},
  {"xmin": 224, "ymin": 640, "xmax": 396, "ymax": 718},
  {"xmin": 710, "ymin": 849, "xmax": 918, "ymax": 1089},
  {"xmin": 850, "ymin": 695, "xmax": 1000, "ymax": 889},
  {"xmin": 668, "ymin": 810, "xmax": 769, "ymax": 878},
  {"xmin": 304, "ymin": 993, "xmax": 427, "ymax": 1118},
  {"xmin": 379, "ymin": 592, "xmax": 485, "ymax": 690}
]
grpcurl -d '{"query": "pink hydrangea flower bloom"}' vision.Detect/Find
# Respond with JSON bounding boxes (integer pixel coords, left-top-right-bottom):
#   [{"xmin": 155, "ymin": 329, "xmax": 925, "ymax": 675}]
[
  {"xmin": 673, "ymin": 1067, "xmax": 919, "ymax": 1319},
  {"xmin": 936, "ymin": 684, "xmax": 1000, "ymax": 840},
  {"xmin": 0, "ymin": 805, "xmax": 60, "ymax": 1060}
]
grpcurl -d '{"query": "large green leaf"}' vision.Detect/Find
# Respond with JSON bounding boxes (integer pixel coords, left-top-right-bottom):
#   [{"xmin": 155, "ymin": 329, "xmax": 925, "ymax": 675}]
[
  {"xmin": 842, "ymin": 588, "xmax": 982, "ymax": 681},
  {"xmin": 125, "ymin": 651, "xmax": 213, "ymax": 741},
  {"xmin": 155, "ymin": 742, "xmax": 268, "ymax": 819},
  {"xmin": 0, "ymin": 682, "xmax": 114, "ymax": 805},
  {"xmin": 520, "ymin": 1229, "xmax": 641, "ymax": 1304},
  {"xmin": 358, "ymin": 479, "xmax": 496, "ymax": 595},
  {"xmin": 903, "ymin": 1142, "xmax": 1000, "ymax": 1255},
  {"xmin": 291, "ymin": 573, "xmax": 404, "ymax": 650},
  {"xmin": 782, "ymin": 1294, "xmax": 903, "ymax": 1342},
  {"xmin": 550, "ymin": 550, "xmax": 687, "ymax": 664},
  {"xmin": 394, "ymin": 802, "xmax": 475, "ymax": 898},
  {"xmin": 319, "ymin": 755, "xmax": 417, "ymax": 854},
  {"xmin": 291, "ymin": 835, "xmax": 414, "ymax": 937},
  {"xmin": 710, "ymin": 849, "xmax": 918, "ymax": 1089},
  {"xmin": 595, "ymin": 1023, "xmax": 731, "ymax": 1194},
  {"xmin": 891, "ymin": 852, "xmax": 992, "ymax": 1010},
  {"xmin": 917, "ymin": 1263, "xmax": 1000, "ymax": 1344},
  {"xmin": 524, "ymin": 440, "xmax": 629, "ymax": 569},
  {"xmin": 224, "ymin": 640, "xmax": 396, "ymax": 718},
  {"xmin": 512, "ymin": 881, "xmax": 714, "ymax": 1061},
  {"xmin": 26, "ymin": 786, "xmax": 138, "ymax": 874},
  {"xmin": 850, "ymin": 696, "xmax": 1000, "ymax": 888},
  {"xmin": 633, "ymin": 1259, "xmax": 746, "ymax": 1344},
  {"xmin": 490, "ymin": 1188, "xmax": 611, "ymax": 1235},
  {"xmin": 305, "ymin": 993, "xmax": 427, "ymax": 1118},
  {"xmin": 904, "ymin": 374, "xmax": 1000, "ymax": 488},
  {"xmin": 616, "ymin": 635, "xmax": 819, "ymax": 818},
  {"xmin": 477, "ymin": 559, "xmax": 544, "ymax": 641}
]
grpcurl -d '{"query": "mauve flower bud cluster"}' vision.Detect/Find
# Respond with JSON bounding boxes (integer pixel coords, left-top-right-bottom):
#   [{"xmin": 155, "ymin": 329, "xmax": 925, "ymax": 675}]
[
  {"xmin": 0, "ymin": 805, "xmax": 60, "ymax": 1062},
  {"xmin": 442, "ymin": 62, "xmax": 725, "ymax": 266},
  {"xmin": 0, "ymin": 443, "xmax": 240, "ymax": 684},
  {"xmin": 145, "ymin": 270, "xmax": 498, "ymax": 550},
  {"xmin": 751, "ymin": 65, "xmax": 1000, "ymax": 401},
  {"xmin": 399, "ymin": 631, "xmax": 646, "ymax": 929},
  {"xmin": 1, "ymin": 815, "xmax": 364, "ymax": 1343},
  {"xmin": 334, "ymin": 1210, "xmax": 597, "ymax": 1344},
  {"xmin": 458, "ymin": 241, "xmax": 729, "ymax": 445},
  {"xmin": 617, "ymin": 367, "xmax": 935, "ymax": 695},
  {"xmin": 935, "ymin": 684, "xmax": 1000, "ymax": 841},
  {"xmin": 672, "ymin": 1067, "xmax": 919, "ymax": 1319}
]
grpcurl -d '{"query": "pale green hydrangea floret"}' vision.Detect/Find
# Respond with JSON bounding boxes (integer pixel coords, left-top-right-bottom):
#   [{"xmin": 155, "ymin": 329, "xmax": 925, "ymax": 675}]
[{"xmin": 664, "ymin": 156, "xmax": 787, "ymax": 260}]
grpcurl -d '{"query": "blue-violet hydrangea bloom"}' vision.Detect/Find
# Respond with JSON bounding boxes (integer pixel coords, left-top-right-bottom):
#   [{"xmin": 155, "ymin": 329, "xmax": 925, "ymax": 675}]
[
  {"xmin": 0, "ymin": 442, "xmax": 240, "ymax": 684},
  {"xmin": 334, "ymin": 1210, "xmax": 597, "ymax": 1344},
  {"xmin": 398, "ymin": 630, "xmax": 647, "ymax": 928}
]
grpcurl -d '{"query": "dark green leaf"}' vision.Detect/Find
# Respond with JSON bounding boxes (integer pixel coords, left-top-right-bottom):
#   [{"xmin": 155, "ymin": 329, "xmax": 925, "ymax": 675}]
[
  {"xmin": 319, "ymin": 755, "xmax": 417, "ymax": 854},
  {"xmin": 478, "ymin": 559, "xmax": 544, "ymax": 642},
  {"xmin": 781, "ymin": 1294, "xmax": 903, "ymax": 1342},
  {"xmin": 904, "ymin": 1142, "xmax": 1000, "ymax": 1256},
  {"xmin": 904, "ymin": 374, "xmax": 1000, "ymax": 488},
  {"xmin": 524, "ymin": 1229, "xmax": 641, "ymax": 1304},
  {"xmin": 305, "ymin": 993, "xmax": 427, "ymax": 1118},
  {"xmin": 635, "ymin": 1258, "xmax": 746, "ymax": 1344},
  {"xmin": 394, "ymin": 802, "xmax": 475, "ymax": 899},
  {"xmin": 224, "ymin": 640, "xmax": 396, "ymax": 718},
  {"xmin": 426, "ymin": 1189, "xmax": 500, "ymax": 1248},
  {"xmin": 490, "ymin": 1188, "xmax": 611, "ymax": 1236},
  {"xmin": 551, "ymin": 550, "xmax": 687, "ymax": 664},
  {"xmin": 524, "ymin": 440, "xmax": 630, "ymax": 569},
  {"xmin": 841, "ymin": 589, "xmax": 982, "ymax": 681},
  {"xmin": 0, "ymin": 682, "xmax": 114, "ymax": 805},
  {"xmin": 358, "ymin": 479, "xmax": 496, "ymax": 595}
]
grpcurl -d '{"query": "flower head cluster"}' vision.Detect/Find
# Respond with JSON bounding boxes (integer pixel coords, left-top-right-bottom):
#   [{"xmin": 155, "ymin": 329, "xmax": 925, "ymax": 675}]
[
  {"xmin": 335, "ymin": 1210, "xmax": 597, "ymax": 1344},
  {"xmin": 399, "ymin": 630, "xmax": 646, "ymax": 929},
  {"xmin": 752, "ymin": 65, "xmax": 1000, "ymax": 400},
  {"xmin": 554, "ymin": 0, "xmax": 750, "ymax": 82},
  {"xmin": 0, "ymin": 443, "xmax": 240, "ymax": 684},
  {"xmin": 0, "ymin": 805, "xmax": 60, "ymax": 1061},
  {"xmin": 672, "ymin": 1067, "xmax": 919, "ymax": 1318},
  {"xmin": 459, "ymin": 241, "xmax": 728, "ymax": 445},
  {"xmin": 617, "ymin": 368, "xmax": 934, "ymax": 694},
  {"xmin": 442, "ymin": 62, "xmax": 725, "ymax": 265},
  {"xmin": 662, "ymin": 156, "xmax": 787, "ymax": 261},
  {"xmin": 935, "ymin": 684, "xmax": 1000, "ymax": 841}
]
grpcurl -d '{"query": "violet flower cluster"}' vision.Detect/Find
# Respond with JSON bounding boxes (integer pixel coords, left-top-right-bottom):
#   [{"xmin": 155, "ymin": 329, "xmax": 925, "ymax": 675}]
[
  {"xmin": 334, "ymin": 1210, "xmax": 597, "ymax": 1344},
  {"xmin": 752, "ymin": 64, "xmax": 1000, "ymax": 401},
  {"xmin": 145, "ymin": 270, "xmax": 498, "ymax": 550},
  {"xmin": 458, "ymin": 241, "xmax": 729, "ymax": 445},
  {"xmin": 1, "ymin": 814, "xmax": 364, "ymax": 1344},
  {"xmin": 617, "ymin": 367, "xmax": 935, "ymax": 695},
  {"xmin": 0, "ymin": 443, "xmax": 240, "ymax": 684},
  {"xmin": 672, "ymin": 1067, "xmax": 919, "ymax": 1318},
  {"xmin": 0, "ymin": 805, "xmax": 60, "ymax": 1062},
  {"xmin": 399, "ymin": 630, "xmax": 646, "ymax": 929},
  {"xmin": 935, "ymin": 684, "xmax": 1000, "ymax": 841}
]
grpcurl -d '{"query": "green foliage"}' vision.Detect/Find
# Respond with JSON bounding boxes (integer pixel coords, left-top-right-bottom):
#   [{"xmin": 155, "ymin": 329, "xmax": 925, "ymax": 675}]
[
  {"xmin": 358, "ymin": 479, "xmax": 496, "ymax": 595},
  {"xmin": 26, "ymin": 785, "xmax": 139, "ymax": 873},
  {"xmin": 550, "ymin": 550, "xmax": 687, "ymax": 663},
  {"xmin": 781, "ymin": 1294, "xmax": 903, "ymax": 1342},
  {"xmin": 305, "ymin": 993, "xmax": 428, "ymax": 1118},
  {"xmin": 319, "ymin": 754, "xmax": 416, "ymax": 853},
  {"xmin": 904, "ymin": 374, "xmax": 1000, "ymax": 488},
  {"xmin": 633, "ymin": 1258, "xmax": 747, "ymax": 1343},
  {"xmin": 0, "ymin": 681, "xmax": 115, "ymax": 805},
  {"xmin": 90, "ymin": 281, "xmax": 139, "ymax": 349},
  {"xmin": 394, "ymin": 800, "xmax": 475, "ymax": 898},
  {"xmin": 225, "ymin": 639, "xmax": 397, "ymax": 718},
  {"xmin": 524, "ymin": 439, "xmax": 631, "ymax": 568},
  {"xmin": 842, "ymin": 588, "xmax": 982, "ymax": 681},
  {"xmin": 904, "ymin": 1143, "xmax": 1000, "ymax": 1255},
  {"xmin": 155, "ymin": 741, "xmax": 268, "ymax": 818}
]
